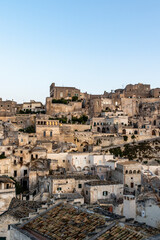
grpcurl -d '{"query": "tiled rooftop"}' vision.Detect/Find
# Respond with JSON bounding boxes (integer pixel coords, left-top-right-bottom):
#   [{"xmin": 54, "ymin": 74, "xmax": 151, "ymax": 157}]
[
  {"xmin": 53, "ymin": 192, "xmax": 83, "ymax": 200},
  {"xmin": 22, "ymin": 203, "xmax": 106, "ymax": 240},
  {"xmin": 3, "ymin": 198, "xmax": 43, "ymax": 219},
  {"xmin": 0, "ymin": 176, "xmax": 15, "ymax": 183},
  {"xmin": 96, "ymin": 224, "xmax": 145, "ymax": 240},
  {"xmin": 9, "ymin": 203, "xmax": 160, "ymax": 239},
  {"xmin": 118, "ymin": 161, "xmax": 140, "ymax": 165},
  {"xmin": 50, "ymin": 174, "xmax": 99, "ymax": 180},
  {"xmin": 86, "ymin": 180, "xmax": 120, "ymax": 186}
]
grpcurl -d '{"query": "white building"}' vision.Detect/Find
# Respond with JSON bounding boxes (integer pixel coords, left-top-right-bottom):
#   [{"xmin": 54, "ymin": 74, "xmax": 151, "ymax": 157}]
[{"xmin": 84, "ymin": 180, "xmax": 123, "ymax": 204}]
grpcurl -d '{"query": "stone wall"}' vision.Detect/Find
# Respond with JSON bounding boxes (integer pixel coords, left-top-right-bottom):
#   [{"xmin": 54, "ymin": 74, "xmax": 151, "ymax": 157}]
[{"xmin": 46, "ymin": 97, "xmax": 82, "ymax": 116}]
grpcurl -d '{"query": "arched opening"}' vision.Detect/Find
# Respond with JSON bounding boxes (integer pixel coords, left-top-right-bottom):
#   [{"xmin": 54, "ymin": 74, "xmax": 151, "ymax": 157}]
[
  {"xmin": 133, "ymin": 170, "xmax": 136, "ymax": 174},
  {"xmin": 152, "ymin": 130, "xmax": 156, "ymax": 136},
  {"xmin": 129, "ymin": 170, "xmax": 132, "ymax": 174},
  {"xmin": 84, "ymin": 166, "xmax": 89, "ymax": 171},
  {"xmin": 106, "ymin": 127, "xmax": 110, "ymax": 133},
  {"xmin": 123, "ymin": 129, "xmax": 126, "ymax": 134},
  {"xmin": 102, "ymin": 127, "xmax": 106, "ymax": 133},
  {"xmin": 97, "ymin": 127, "xmax": 101, "ymax": 132},
  {"xmin": 137, "ymin": 170, "xmax": 140, "ymax": 174},
  {"xmin": 81, "ymin": 142, "xmax": 89, "ymax": 152},
  {"xmin": 125, "ymin": 170, "xmax": 128, "ymax": 174},
  {"xmin": 134, "ymin": 130, "xmax": 138, "ymax": 135},
  {"xmin": 77, "ymin": 166, "xmax": 81, "ymax": 172}
]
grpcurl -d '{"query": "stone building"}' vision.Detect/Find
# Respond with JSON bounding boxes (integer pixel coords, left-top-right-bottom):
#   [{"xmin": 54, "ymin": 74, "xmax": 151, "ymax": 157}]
[
  {"xmin": 84, "ymin": 180, "xmax": 123, "ymax": 204},
  {"xmin": 0, "ymin": 98, "xmax": 17, "ymax": 116},
  {"xmin": 123, "ymin": 195, "xmax": 136, "ymax": 219},
  {"xmin": 0, "ymin": 197, "xmax": 43, "ymax": 240},
  {"xmin": 124, "ymin": 83, "xmax": 150, "ymax": 98},
  {"xmin": 36, "ymin": 174, "xmax": 99, "ymax": 200},
  {"xmin": 50, "ymin": 82, "xmax": 81, "ymax": 99},
  {"xmin": 112, "ymin": 161, "xmax": 141, "ymax": 194},
  {"xmin": 67, "ymin": 153, "xmax": 114, "ymax": 172},
  {"xmin": 36, "ymin": 117, "xmax": 60, "ymax": 140},
  {"xmin": 18, "ymin": 132, "xmax": 37, "ymax": 146},
  {"xmin": 150, "ymin": 88, "xmax": 160, "ymax": 98},
  {"xmin": 0, "ymin": 120, "xmax": 4, "ymax": 139},
  {"xmin": 0, "ymin": 176, "xmax": 15, "ymax": 214},
  {"xmin": 91, "ymin": 112, "xmax": 128, "ymax": 134},
  {"xmin": 21, "ymin": 100, "xmax": 44, "ymax": 113},
  {"xmin": 136, "ymin": 193, "xmax": 160, "ymax": 229}
]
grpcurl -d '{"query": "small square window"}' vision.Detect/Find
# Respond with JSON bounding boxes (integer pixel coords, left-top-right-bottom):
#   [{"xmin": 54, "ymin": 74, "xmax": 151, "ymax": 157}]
[
  {"xmin": 103, "ymin": 191, "xmax": 108, "ymax": 196},
  {"xmin": 78, "ymin": 184, "xmax": 82, "ymax": 188}
]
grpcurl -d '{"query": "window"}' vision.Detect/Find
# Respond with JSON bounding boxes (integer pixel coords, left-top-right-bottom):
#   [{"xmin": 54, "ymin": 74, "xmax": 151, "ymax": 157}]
[
  {"xmin": 57, "ymin": 187, "xmax": 62, "ymax": 191},
  {"xmin": 14, "ymin": 160, "xmax": 16, "ymax": 165},
  {"xmin": 43, "ymin": 131, "xmax": 46, "ymax": 137},
  {"xmin": 50, "ymin": 131, "xmax": 52, "ymax": 137},
  {"xmin": 14, "ymin": 170, "xmax": 17, "ymax": 177},
  {"xmin": 36, "ymin": 154, "xmax": 38, "ymax": 159},
  {"xmin": 63, "ymin": 160, "xmax": 65, "ymax": 162},
  {"xmin": 20, "ymin": 151, "xmax": 23, "ymax": 154},
  {"xmin": 86, "ymin": 190, "xmax": 88, "ymax": 195},
  {"xmin": 20, "ymin": 157, "xmax": 23, "ymax": 162},
  {"xmin": 103, "ymin": 191, "xmax": 108, "ymax": 196},
  {"xmin": 78, "ymin": 184, "xmax": 82, "ymax": 188},
  {"xmin": 24, "ymin": 170, "xmax": 28, "ymax": 176}
]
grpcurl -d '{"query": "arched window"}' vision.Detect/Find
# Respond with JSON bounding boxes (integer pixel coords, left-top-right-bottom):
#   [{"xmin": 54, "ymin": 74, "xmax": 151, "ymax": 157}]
[
  {"xmin": 97, "ymin": 127, "xmax": 101, "ymax": 132},
  {"xmin": 125, "ymin": 170, "xmax": 128, "ymax": 174},
  {"xmin": 137, "ymin": 170, "xmax": 140, "ymax": 174},
  {"xmin": 129, "ymin": 170, "xmax": 132, "ymax": 174},
  {"xmin": 133, "ymin": 170, "xmax": 136, "ymax": 174}
]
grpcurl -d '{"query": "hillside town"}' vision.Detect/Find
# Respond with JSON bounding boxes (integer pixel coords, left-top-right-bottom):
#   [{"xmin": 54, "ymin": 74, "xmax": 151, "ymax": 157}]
[{"xmin": 0, "ymin": 82, "xmax": 160, "ymax": 239}]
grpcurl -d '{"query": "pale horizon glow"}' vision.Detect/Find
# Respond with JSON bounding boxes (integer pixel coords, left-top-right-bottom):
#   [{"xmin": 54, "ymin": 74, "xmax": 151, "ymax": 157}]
[{"xmin": 0, "ymin": 0, "xmax": 160, "ymax": 103}]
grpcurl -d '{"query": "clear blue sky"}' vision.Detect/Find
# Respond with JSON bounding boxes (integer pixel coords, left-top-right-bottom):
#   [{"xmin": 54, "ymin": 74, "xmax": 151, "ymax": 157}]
[{"xmin": 0, "ymin": 0, "xmax": 160, "ymax": 103}]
